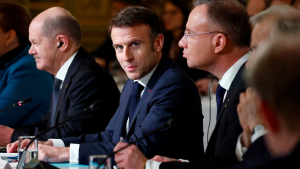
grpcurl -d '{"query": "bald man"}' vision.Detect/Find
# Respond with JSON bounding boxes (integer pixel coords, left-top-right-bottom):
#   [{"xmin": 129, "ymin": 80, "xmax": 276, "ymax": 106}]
[{"xmin": 0, "ymin": 7, "xmax": 120, "ymax": 146}]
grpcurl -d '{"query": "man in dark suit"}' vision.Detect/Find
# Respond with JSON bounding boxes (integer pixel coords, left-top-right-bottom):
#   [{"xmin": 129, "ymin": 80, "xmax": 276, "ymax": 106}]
[
  {"xmin": 10, "ymin": 6, "xmax": 204, "ymax": 164},
  {"xmin": 3, "ymin": 7, "xmax": 120, "ymax": 147},
  {"xmin": 112, "ymin": 0, "xmax": 252, "ymax": 168},
  {"xmin": 242, "ymin": 34, "xmax": 300, "ymax": 169}
]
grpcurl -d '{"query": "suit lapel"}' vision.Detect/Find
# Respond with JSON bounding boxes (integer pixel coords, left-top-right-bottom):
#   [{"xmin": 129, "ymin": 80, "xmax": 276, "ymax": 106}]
[
  {"xmin": 112, "ymin": 80, "xmax": 133, "ymax": 142},
  {"xmin": 53, "ymin": 47, "xmax": 86, "ymax": 124},
  {"xmin": 206, "ymin": 64, "xmax": 246, "ymax": 154},
  {"xmin": 127, "ymin": 56, "xmax": 172, "ymax": 135},
  {"xmin": 216, "ymin": 64, "xmax": 245, "ymax": 123}
]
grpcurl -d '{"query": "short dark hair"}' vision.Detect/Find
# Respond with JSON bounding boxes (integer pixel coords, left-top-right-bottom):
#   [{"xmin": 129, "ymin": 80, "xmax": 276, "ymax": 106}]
[
  {"xmin": 42, "ymin": 15, "xmax": 81, "ymax": 44},
  {"xmin": 0, "ymin": 1, "xmax": 31, "ymax": 46},
  {"xmin": 108, "ymin": 6, "xmax": 163, "ymax": 50},
  {"xmin": 193, "ymin": 0, "xmax": 251, "ymax": 47}
]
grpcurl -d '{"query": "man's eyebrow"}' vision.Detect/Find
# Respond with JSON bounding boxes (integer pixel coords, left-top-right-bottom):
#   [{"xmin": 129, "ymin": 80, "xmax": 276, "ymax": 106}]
[{"xmin": 112, "ymin": 39, "xmax": 143, "ymax": 47}]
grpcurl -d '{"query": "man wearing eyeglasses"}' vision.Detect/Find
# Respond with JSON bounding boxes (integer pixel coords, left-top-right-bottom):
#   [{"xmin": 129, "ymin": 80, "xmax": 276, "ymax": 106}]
[{"xmin": 113, "ymin": 0, "xmax": 251, "ymax": 169}]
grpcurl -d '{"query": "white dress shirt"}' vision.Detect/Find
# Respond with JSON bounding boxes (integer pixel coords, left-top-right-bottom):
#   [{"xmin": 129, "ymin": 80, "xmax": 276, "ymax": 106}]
[
  {"xmin": 51, "ymin": 63, "xmax": 158, "ymax": 164},
  {"xmin": 235, "ymin": 129, "xmax": 268, "ymax": 161},
  {"xmin": 145, "ymin": 52, "xmax": 251, "ymax": 169}
]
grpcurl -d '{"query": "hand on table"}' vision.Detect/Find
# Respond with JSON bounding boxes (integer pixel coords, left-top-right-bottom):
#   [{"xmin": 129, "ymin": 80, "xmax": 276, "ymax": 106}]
[
  {"xmin": 114, "ymin": 142, "xmax": 148, "ymax": 169},
  {"xmin": 0, "ymin": 125, "xmax": 14, "ymax": 146},
  {"xmin": 151, "ymin": 155, "xmax": 180, "ymax": 162},
  {"xmin": 38, "ymin": 145, "xmax": 69, "ymax": 163},
  {"xmin": 7, "ymin": 139, "xmax": 53, "ymax": 153}
]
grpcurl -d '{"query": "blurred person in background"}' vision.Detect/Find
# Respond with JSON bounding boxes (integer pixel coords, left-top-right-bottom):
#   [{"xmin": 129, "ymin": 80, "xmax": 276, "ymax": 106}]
[
  {"xmin": 243, "ymin": 33, "xmax": 300, "ymax": 169},
  {"xmin": 0, "ymin": 2, "xmax": 53, "ymax": 128},
  {"xmin": 270, "ymin": 0, "xmax": 296, "ymax": 6},
  {"xmin": 162, "ymin": 0, "xmax": 209, "ymax": 83},
  {"xmin": 246, "ymin": 0, "xmax": 272, "ymax": 17}
]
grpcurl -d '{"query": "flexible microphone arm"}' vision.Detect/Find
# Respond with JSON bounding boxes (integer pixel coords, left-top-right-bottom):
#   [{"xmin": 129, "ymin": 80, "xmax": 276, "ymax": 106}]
[
  {"xmin": 96, "ymin": 114, "xmax": 182, "ymax": 169},
  {"xmin": 17, "ymin": 100, "xmax": 102, "ymax": 169},
  {"xmin": 0, "ymin": 97, "xmax": 32, "ymax": 113}
]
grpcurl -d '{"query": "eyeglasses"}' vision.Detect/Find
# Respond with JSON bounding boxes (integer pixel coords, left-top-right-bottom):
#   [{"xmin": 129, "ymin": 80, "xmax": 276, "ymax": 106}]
[{"xmin": 184, "ymin": 30, "xmax": 228, "ymax": 43}]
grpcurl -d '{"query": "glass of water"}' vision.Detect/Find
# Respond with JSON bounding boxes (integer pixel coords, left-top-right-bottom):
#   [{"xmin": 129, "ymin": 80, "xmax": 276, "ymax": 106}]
[
  {"xmin": 89, "ymin": 155, "xmax": 111, "ymax": 169},
  {"xmin": 18, "ymin": 136, "xmax": 38, "ymax": 166}
]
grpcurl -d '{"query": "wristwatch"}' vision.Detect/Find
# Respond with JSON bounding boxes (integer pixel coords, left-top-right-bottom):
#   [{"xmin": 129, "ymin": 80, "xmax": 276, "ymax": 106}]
[{"xmin": 252, "ymin": 124, "xmax": 265, "ymax": 134}]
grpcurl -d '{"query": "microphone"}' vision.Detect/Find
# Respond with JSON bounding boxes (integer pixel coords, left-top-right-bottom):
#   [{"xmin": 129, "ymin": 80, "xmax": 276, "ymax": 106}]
[
  {"xmin": 96, "ymin": 114, "xmax": 184, "ymax": 169},
  {"xmin": 18, "ymin": 100, "xmax": 102, "ymax": 169},
  {"xmin": 0, "ymin": 97, "xmax": 32, "ymax": 113}
]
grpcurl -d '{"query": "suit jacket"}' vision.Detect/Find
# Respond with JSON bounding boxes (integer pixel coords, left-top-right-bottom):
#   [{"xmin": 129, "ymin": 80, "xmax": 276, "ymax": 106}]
[
  {"xmin": 61, "ymin": 55, "xmax": 204, "ymax": 164},
  {"xmin": 160, "ymin": 65, "xmax": 246, "ymax": 169},
  {"xmin": 11, "ymin": 47, "xmax": 120, "ymax": 141},
  {"xmin": 0, "ymin": 45, "xmax": 53, "ymax": 127},
  {"xmin": 248, "ymin": 141, "xmax": 300, "ymax": 169}
]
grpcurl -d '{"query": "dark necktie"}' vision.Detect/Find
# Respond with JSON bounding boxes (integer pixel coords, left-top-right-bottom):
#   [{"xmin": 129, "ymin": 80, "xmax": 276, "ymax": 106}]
[
  {"xmin": 50, "ymin": 78, "xmax": 62, "ymax": 127},
  {"xmin": 216, "ymin": 84, "xmax": 226, "ymax": 119},
  {"xmin": 129, "ymin": 82, "xmax": 143, "ymax": 124}
]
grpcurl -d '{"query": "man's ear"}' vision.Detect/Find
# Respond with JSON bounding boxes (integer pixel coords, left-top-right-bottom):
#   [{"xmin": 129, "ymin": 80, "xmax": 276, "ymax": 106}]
[
  {"xmin": 153, "ymin": 34, "xmax": 164, "ymax": 52},
  {"xmin": 260, "ymin": 99, "xmax": 279, "ymax": 133},
  {"xmin": 57, "ymin": 35, "xmax": 68, "ymax": 51},
  {"xmin": 213, "ymin": 33, "xmax": 227, "ymax": 54}
]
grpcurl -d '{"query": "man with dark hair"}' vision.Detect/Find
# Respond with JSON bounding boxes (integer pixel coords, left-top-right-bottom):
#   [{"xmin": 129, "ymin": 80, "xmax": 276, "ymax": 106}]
[
  {"xmin": 4, "ymin": 7, "xmax": 120, "ymax": 146},
  {"xmin": 113, "ymin": 0, "xmax": 252, "ymax": 168},
  {"xmin": 10, "ymin": 6, "xmax": 204, "ymax": 165}
]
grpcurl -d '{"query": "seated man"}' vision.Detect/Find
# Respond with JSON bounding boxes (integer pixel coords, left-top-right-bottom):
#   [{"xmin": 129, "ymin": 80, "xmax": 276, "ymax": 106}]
[
  {"xmin": 0, "ymin": 7, "xmax": 120, "ymax": 146},
  {"xmin": 9, "ymin": 6, "xmax": 204, "ymax": 165},
  {"xmin": 242, "ymin": 34, "xmax": 300, "ymax": 168}
]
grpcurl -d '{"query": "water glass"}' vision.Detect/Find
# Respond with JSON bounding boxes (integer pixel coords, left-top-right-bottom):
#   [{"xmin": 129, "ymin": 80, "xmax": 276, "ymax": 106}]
[
  {"xmin": 89, "ymin": 155, "xmax": 111, "ymax": 169},
  {"xmin": 18, "ymin": 136, "xmax": 38, "ymax": 166}
]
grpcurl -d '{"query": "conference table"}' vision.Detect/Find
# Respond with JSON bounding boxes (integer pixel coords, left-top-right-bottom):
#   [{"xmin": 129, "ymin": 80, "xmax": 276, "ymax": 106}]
[
  {"xmin": 0, "ymin": 153, "xmax": 89, "ymax": 169},
  {"xmin": 0, "ymin": 95, "xmax": 217, "ymax": 168}
]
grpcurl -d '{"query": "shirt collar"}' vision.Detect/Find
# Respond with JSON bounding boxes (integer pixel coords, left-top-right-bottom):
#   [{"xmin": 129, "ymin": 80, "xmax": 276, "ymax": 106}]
[
  {"xmin": 219, "ymin": 51, "xmax": 250, "ymax": 90},
  {"xmin": 134, "ymin": 64, "xmax": 158, "ymax": 88},
  {"xmin": 55, "ymin": 51, "xmax": 78, "ymax": 81}
]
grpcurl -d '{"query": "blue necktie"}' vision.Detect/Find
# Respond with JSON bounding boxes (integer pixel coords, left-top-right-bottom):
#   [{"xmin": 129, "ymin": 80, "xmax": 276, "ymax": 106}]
[
  {"xmin": 129, "ymin": 82, "xmax": 143, "ymax": 124},
  {"xmin": 50, "ymin": 78, "xmax": 62, "ymax": 127},
  {"xmin": 216, "ymin": 84, "xmax": 226, "ymax": 119}
]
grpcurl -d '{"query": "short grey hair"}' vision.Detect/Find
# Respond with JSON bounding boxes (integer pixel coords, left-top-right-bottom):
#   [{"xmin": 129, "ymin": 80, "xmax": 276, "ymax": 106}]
[
  {"xmin": 42, "ymin": 15, "xmax": 81, "ymax": 44},
  {"xmin": 250, "ymin": 5, "xmax": 297, "ymax": 26},
  {"xmin": 273, "ymin": 14, "xmax": 300, "ymax": 35}
]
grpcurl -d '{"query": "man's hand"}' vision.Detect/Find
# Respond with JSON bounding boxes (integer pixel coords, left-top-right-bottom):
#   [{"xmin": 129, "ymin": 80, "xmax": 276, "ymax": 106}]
[
  {"xmin": 38, "ymin": 145, "xmax": 69, "ymax": 163},
  {"xmin": 195, "ymin": 78, "xmax": 218, "ymax": 96},
  {"xmin": 0, "ymin": 125, "xmax": 14, "ymax": 146},
  {"xmin": 7, "ymin": 139, "xmax": 53, "ymax": 153},
  {"xmin": 151, "ymin": 155, "xmax": 180, "ymax": 162},
  {"xmin": 237, "ymin": 87, "xmax": 264, "ymax": 148},
  {"xmin": 114, "ymin": 142, "xmax": 148, "ymax": 169}
]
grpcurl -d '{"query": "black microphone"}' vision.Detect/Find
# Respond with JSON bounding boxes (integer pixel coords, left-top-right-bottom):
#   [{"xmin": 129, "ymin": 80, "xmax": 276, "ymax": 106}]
[
  {"xmin": 0, "ymin": 97, "xmax": 32, "ymax": 113},
  {"xmin": 18, "ymin": 100, "xmax": 103, "ymax": 169},
  {"xmin": 96, "ymin": 114, "xmax": 183, "ymax": 169}
]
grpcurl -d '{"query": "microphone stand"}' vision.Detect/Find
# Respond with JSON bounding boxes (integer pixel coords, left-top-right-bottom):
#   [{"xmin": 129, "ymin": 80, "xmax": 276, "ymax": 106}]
[
  {"xmin": 17, "ymin": 100, "xmax": 102, "ymax": 169},
  {"xmin": 0, "ymin": 98, "xmax": 32, "ymax": 113},
  {"xmin": 96, "ymin": 114, "xmax": 182, "ymax": 169}
]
